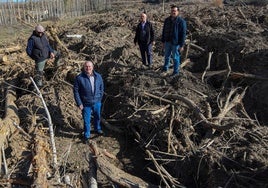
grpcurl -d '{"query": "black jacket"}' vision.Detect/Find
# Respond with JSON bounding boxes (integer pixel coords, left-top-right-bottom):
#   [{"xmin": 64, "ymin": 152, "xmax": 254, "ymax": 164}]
[
  {"xmin": 134, "ymin": 21, "xmax": 155, "ymax": 45},
  {"xmin": 26, "ymin": 31, "xmax": 53, "ymax": 63}
]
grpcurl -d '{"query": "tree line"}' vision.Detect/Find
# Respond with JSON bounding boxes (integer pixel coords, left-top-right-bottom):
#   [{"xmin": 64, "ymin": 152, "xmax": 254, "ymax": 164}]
[{"xmin": 0, "ymin": 0, "xmax": 114, "ymax": 25}]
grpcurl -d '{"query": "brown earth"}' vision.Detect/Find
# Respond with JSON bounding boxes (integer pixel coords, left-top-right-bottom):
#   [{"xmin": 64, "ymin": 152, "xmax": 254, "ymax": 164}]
[{"xmin": 0, "ymin": 1, "xmax": 268, "ymax": 188}]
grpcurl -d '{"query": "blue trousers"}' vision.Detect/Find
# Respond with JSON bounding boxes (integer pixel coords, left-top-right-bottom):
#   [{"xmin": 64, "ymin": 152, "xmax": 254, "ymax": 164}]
[
  {"xmin": 139, "ymin": 43, "xmax": 152, "ymax": 66},
  {"xmin": 163, "ymin": 42, "xmax": 180, "ymax": 75},
  {"xmin": 82, "ymin": 102, "xmax": 102, "ymax": 139}
]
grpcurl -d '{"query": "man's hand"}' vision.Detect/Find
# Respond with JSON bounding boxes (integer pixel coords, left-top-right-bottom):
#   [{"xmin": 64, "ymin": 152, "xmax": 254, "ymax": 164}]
[
  {"xmin": 79, "ymin": 104, "xmax": 84, "ymax": 110},
  {"xmin": 162, "ymin": 42, "xmax": 165, "ymax": 53},
  {"xmin": 179, "ymin": 47, "xmax": 184, "ymax": 53},
  {"xmin": 50, "ymin": 52, "xmax": 55, "ymax": 59}
]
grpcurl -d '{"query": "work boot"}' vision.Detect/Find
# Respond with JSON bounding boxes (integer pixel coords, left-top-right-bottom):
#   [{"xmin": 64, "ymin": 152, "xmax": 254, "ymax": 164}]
[{"xmin": 34, "ymin": 71, "xmax": 44, "ymax": 88}]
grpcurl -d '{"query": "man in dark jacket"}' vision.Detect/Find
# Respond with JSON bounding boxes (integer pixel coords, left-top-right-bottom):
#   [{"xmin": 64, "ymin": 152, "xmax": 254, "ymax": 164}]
[
  {"xmin": 26, "ymin": 24, "xmax": 60, "ymax": 87},
  {"xmin": 134, "ymin": 12, "xmax": 155, "ymax": 68},
  {"xmin": 161, "ymin": 5, "xmax": 187, "ymax": 76},
  {"xmin": 73, "ymin": 61, "xmax": 104, "ymax": 143}
]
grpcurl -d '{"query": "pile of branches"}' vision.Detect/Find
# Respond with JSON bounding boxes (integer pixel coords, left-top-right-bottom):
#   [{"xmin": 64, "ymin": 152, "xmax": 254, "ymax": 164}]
[{"xmin": 101, "ymin": 58, "xmax": 268, "ymax": 187}]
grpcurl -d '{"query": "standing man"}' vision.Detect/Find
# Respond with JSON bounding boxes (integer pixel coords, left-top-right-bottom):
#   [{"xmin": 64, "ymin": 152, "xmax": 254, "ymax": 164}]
[
  {"xmin": 26, "ymin": 24, "xmax": 60, "ymax": 87},
  {"xmin": 134, "ymin": 12, "xmax": 155, "ymax": 68},
  {"xmin": 161, "ymin": 5, "xmax": 187, "ymax": 76},
  {"xmin": 73, "ymin": 61, "xmax": 104, "ymax": 143}
]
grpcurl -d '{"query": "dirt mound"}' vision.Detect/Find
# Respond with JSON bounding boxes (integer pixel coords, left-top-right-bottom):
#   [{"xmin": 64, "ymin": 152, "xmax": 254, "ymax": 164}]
[{"xmin": 0, "ymin": 2, "xmax": 268, "ymax": 187}]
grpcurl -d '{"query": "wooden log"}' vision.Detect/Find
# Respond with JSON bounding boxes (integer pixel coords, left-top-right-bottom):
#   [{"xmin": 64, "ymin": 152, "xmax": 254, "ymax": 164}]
[
  {"xmin": 0, "ymin": 54, "xmax": 8, "ymax": 63},
  {"xmin": 0, "ymin": 45, "xmax": 22, "ymax": 54},
  {"xmin": 31, "ymin": 129, "xmax": 51, "ymax": 188},
  {"xmin": 89, "ymin": 141, "xmax": 157, "ymax": 188},
  {"xmin": 0, "ymin": 82, "xmax": 20, "ymax": 155},
  {"xmin": 230, "ymin": 72, "xmax": 268, "ymax": 80}
]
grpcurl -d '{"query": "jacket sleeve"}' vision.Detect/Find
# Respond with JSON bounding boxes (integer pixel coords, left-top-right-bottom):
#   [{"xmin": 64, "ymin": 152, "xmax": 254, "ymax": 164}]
[
  {"xmin": 100, "ymin": 75, "xmax": 104, "ymax": 98},
  {"xmin": 26, "ymin": 38, "xmax": 34, "ymax": 57},
  {"xmin": 134, "ymin": 24, "xmax": 139, "ymax": 44},
  {"xmin": 161, "ymin": 19, "xmax": 167, "ymax": 43},
  {"xmin": 178, "ymin": 19, "xmax": 187, "ymax": 47},
  {"xmin": 73, "ymin": 77, "xmax": 82, "ymax": 106},
  {"xmin": 149, "ymin": 22, "xmax": 155, "ymax": 43}
]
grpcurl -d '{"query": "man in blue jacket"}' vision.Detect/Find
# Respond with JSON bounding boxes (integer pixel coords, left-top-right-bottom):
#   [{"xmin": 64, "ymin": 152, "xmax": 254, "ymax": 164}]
[
  {"xmin": 26, "ymin": 24, "xmax": 60, "ymax": 87},
  {"xmin": 73, "ymin": 61, "xmax": 104, "ymax": 143},
  {"xmin": 134, "ymin": 12, "xmax": 155, "ymax": 68},
  {"xmin": 161, "ymin": 5, "xmax": 187, "ymax": 76}
]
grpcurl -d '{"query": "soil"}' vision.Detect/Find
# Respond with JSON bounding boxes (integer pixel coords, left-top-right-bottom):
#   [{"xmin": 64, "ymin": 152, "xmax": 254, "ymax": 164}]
[{"xmin": 0, "ymin": 1, "xmax": 268, "ymax": 188}]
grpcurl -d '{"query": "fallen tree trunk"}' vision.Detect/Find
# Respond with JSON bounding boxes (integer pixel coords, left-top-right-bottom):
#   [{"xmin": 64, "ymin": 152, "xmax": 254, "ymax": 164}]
[
  {"xmin": 31, "ymin": 129, "xmax": 51, "ymax": 187},
  {"xmin": 0, "ymin": 82, "xmax": 20, "ymax": 174},
  {"xmin": 89, "ymin": 141, "xmax": 156, "ymax": 188}
]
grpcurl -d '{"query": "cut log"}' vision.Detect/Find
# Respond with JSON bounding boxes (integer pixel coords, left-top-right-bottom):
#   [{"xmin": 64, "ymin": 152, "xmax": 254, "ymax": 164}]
[
  {"xmin": 31, "ymin": 128, "xmax": 51, "ymax": 188},
  {"xmin": 89, "ymin": 141, "xmax": 157, "ymax": 188}
]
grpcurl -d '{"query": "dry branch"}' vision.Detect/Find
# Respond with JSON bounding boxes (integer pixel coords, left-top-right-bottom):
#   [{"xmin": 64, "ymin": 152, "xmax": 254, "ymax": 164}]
[
  {"xmin": 143, "ymin": 91, "xmax": 233, "ymax": 131},
  {"xmin": 30, "ymin": 77, "xmax": 58, "ymax": 172},
  {"xmin": 189, "ymin": 43, "xmax": 205, "ymax": 52},
  {"xmin": 0, "ymin": 45, "xmax": 22, "ymax": 54},
  {"xmin": 101, "ymin": 118, "xmax": 123, "ymax": 133},
  {"xmin": 216, "ymin": 87, "xmax": 247, "ymax": 123},
  {"xmin": 230, "ymin": 72, "xmax": 268, "ymax": 80},
  {"xmin": 168, "ymin": 105, "xmax": 175, "ymax": 153},
  {"xmin": 89, "ymin": 141, "xmax": 155, "ymax": 188},
  {"xmin": 202, "ymin": 51, "xmax": 214, "ymax": 82},
  {"xmin": 46, "ymin": 25, "xmax": 70, "ymax": 56},
  {"xmin": 0, "ymin": 54, "xmax": 8, "ymax": 63},
  {"xmin": 151, "ymin": 104, "xmax": 170, "ymax": 115}
]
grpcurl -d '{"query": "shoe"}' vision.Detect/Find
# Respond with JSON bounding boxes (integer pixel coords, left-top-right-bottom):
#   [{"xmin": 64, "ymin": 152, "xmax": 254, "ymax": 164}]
[
  {"xmin": 96, "ymin": 130, "xmax": 104, "ymax": 135},
  {"xmin": 83, "ymin": 137, "xmax": 90, "ymax": 144},
  {"xmin": 160, "ymin": 71, "xmax": 168, "ymax": 76},
  {"xmin": 171, "ymin": 73, "xmax": 179, "ymax": 77}
]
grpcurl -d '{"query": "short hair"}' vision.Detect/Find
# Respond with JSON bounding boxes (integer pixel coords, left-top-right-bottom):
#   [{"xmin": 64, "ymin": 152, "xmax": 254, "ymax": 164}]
[
  {"xmin": 84, "ymin": 61, "xmax": 94, "ymax": 67},
  {"xmin": 170, "ymin": 5, "xmax": 179, "ymax": 11}
]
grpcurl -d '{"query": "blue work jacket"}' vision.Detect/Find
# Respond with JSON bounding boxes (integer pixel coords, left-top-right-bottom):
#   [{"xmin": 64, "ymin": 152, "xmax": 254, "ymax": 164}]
[{"xmin": 73, "ymin": 71, "xmax": 104, "ymax": 107}]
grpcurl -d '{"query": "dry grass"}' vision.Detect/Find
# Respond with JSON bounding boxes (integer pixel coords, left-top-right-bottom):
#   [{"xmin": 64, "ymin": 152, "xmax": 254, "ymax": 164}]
[{"xmin": 0, "ymin": 24, "xmax": 32, "ymax": 46}]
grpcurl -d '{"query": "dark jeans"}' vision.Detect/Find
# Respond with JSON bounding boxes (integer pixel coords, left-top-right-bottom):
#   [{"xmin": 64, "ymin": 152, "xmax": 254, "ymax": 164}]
[{"xmin": 138, "ymin": 43, "xmax": 152, "ymax": 66}]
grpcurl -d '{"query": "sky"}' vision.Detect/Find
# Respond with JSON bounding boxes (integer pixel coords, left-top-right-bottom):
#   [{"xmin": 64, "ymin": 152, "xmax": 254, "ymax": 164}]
[{"xmin": 0, "ymin": 0, "xmax": 28, "ymax": 2}]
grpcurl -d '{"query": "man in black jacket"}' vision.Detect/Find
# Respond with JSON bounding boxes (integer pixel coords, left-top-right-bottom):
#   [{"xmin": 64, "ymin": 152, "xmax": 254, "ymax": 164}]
[
  {"xmin": 134, "ymin": 12, "xmax": 155, "ymax": 68},
  {"xmin": 26, "ymin": 25, "xmax": 60, "ymax": 87}
]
